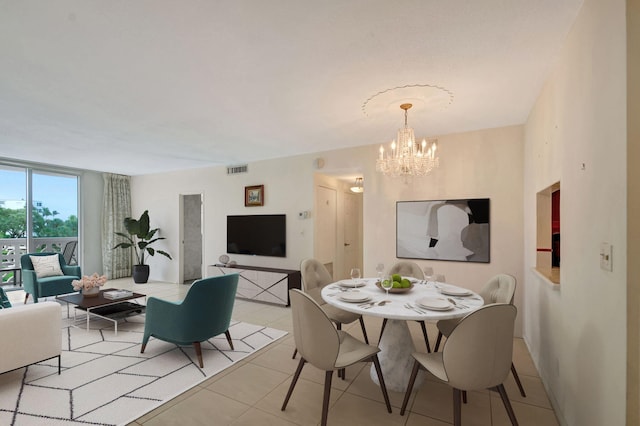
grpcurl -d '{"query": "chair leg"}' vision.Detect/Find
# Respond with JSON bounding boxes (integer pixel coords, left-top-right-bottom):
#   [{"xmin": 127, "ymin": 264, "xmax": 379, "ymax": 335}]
[
  {"xmin": 225, "ymin": 330, "xmax": 234, "ymax": 350},
  {"xmin": 334, "ymin": 322, "xmax": 346, "ymax": 380},
  {"xmin": 453, "ymin": 388, "xmax": 462, "ymax": 426},
  {"xmin": 379, "ymin": 318, "xmax": 387, "ymax": 343},
  {"xmin": 496, "ymin": 384, "xmax": 519, "ymax": 425},
  {"xmin": 292, "ymin": 348, "xmax": 297, "ymax": 359},
  {"xmin": 511, "ymin": 363, "xmax": 527, "ymax": 397},
  {"xmin": 140, "ymin": 342, "xmax": 147, "ymax": 353},
  {"xmin": 282, "ymin": 358, "xmax": 306, "ymax": 411},
  {"xmin": 57, "ymin": 354, "xmax": 61, "ymax": 375},
  {"xmin": 371, "ymin": 354, "xmax": 392, "ymax": 413},
  {"xmin": 321, "ymin": 370, "xmax": 333, "ymax": 426},
  {"xmin": 434, "ymin": 331, "xmax": 443, "ymax": 352},
  {"xmin": 24, "ymin": 293, "xmax": 29, "ymax": 304},
  {"xmin": 193, "ymin": 342, "xmax": 204, "ymax": 368},
  {"xmin": 418, "ymin": 320, "xmax": 431, "ymax": 352},
  {"xmin": 359, "ymin": 316, "xmax": 369, "ymax": 344},
  {"xmin": 400, "ymin": 360, "xmax": 421, "ymax": 415}
]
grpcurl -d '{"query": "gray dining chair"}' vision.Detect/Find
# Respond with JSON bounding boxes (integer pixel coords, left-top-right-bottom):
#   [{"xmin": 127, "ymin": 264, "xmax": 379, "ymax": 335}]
[
  {"xmin": 378, "ymin": 261, "xmax": 431, "ymax": 351},
  {"xmin": 282, "ymin": 289, "xmax": 392, "ymax": 426},
  {"xmin": 291, "ymin": 258, "xmax": 370, "ymax": 365},
  {"xmin": 400, "ymin": 303, "xmax": 519, "ymax": 426},
  {"xmin": 433, "ymin": 273, "xmax": 526, "ymax": 398}
]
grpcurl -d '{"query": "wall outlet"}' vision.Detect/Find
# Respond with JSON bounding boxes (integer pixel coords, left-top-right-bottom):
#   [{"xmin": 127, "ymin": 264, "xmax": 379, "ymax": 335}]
[{"xmin": 600, "ymin": 243, "xmax": 613, "ymax": 272}]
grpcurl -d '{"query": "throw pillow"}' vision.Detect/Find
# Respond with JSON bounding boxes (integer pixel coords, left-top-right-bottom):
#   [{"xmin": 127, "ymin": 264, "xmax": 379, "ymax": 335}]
[{"xmin": 30, "ymin": 254, "xmax": 64, "ymax": 278}]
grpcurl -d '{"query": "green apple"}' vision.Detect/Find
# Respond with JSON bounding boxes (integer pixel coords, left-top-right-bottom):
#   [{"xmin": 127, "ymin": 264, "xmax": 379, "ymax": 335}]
[
  {"xmin": 391, "ymin": 273, "xmax": 402, "ymax": 282},
  {"xmin": 401, "ymin": 278, "xmax": 411, "ymax": 288}
]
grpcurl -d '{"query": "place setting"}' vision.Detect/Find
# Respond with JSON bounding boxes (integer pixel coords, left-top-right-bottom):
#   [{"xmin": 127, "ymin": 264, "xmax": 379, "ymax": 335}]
[
  {"xmin": 333, "ymin": 267, "xmax": 368, "ymax": 289},
  {"xmin": 414, "ymin": 296, "xmax": 455, "ymax": 311},
  {"xmin": 337, "ymin": 290, "xmax": 371, "ymax": 303}
]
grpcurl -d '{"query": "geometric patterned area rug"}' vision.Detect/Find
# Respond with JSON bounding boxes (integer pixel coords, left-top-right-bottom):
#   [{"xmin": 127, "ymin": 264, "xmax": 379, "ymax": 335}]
[{"xmin": 0, "ymin": 305, "xmax": 287, "ymax": 426}]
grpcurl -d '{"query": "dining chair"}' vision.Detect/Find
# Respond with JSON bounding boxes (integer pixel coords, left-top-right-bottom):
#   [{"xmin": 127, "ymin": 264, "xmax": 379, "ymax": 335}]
[
  {"xmin": 62, "ymin": 240, "xmax": 78, "ymax": 265},
  {"xmin": 378, "ymin": 261, "xmax": 431, "ymax": 352},
  {"xmin": 433, "ymin": 273, "xmax": 526, "ymax": 397},
  {"xmin": 291, "ymin": 258, "xmax": 370, "ymax": 363},
  {"xmin": 400, "ymin": 303, "xmax": 519, "ymax": 426},
  {"xmin": 282, "ymin": 289, "xmax": 392, "ymax": 426}
]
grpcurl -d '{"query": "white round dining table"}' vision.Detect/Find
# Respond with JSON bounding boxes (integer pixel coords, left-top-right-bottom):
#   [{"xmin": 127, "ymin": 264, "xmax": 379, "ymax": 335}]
[{"xmin": 321, "ymin": 278, "xmax": 484, "ymax": 392}]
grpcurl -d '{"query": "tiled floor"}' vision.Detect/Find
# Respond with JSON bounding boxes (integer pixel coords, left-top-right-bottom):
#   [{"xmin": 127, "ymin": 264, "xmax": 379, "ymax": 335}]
[{"xmin": 6, "ymin": 279, "xmax": 558, "ymax": 425}]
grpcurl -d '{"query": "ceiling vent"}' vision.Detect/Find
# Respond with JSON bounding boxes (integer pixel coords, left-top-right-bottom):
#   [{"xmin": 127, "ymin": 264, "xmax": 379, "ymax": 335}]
[{"xmin": 227, "ymin": 164, "xmax": 248, "ymax": 175}]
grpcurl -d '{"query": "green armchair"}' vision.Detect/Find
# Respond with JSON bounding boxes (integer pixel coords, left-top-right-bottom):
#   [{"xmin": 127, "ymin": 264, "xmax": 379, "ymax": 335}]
[
  {"xmin": 140, "ymin": 274, "xmax": 239, "ymax": 367},
  {"xmin": 21, "ymin": 252, "xmax": 81, "ymax": 303}
]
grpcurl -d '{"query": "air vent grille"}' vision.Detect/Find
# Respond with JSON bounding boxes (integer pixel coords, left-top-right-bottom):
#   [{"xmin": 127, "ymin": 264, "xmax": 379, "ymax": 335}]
[{"xmin": 227, "ymin": 165, "xmax": 248, "ymax": 174}]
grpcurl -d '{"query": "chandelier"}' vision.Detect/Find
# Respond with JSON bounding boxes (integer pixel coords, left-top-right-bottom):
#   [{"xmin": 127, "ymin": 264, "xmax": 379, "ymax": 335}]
[{"xmin": 375, "ymin": 103, "xmax": 439, "ymax": 178}]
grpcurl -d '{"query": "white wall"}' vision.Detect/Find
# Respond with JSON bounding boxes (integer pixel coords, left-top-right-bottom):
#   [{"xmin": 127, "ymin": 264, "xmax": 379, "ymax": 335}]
[
  {"xmin": 130, "ymin": 124, "xmax": 525, "ymax": 334},
  {"xmin": 130, "ymin": 155, "xmax": 317, "ymax": 282},
  {"xmin": 523, "ymin": 0, "xmax": 627, "ymax": 424}
]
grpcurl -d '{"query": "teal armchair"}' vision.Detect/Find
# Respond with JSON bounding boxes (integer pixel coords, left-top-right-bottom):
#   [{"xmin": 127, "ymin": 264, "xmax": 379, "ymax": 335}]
[
  {"xmin": 21, "ymin": 252, "xmax": 81, "ymax": 303},
  {"xmin": 141, "ymin": 274, "xmax": 239, "ymax": 367}
]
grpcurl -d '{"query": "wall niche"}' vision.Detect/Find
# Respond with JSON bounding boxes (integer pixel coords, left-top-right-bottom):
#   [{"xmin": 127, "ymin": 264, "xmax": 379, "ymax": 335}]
[{"xmin": 536, "ymin": 182, "xmax": 560, "ymax": 284}]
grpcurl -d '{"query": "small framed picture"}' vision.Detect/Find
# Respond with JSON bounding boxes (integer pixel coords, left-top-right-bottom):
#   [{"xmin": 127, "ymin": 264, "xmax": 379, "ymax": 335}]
[{"xmin": 245, "ymin": 185, "xmax": 264, "ymax": 207}]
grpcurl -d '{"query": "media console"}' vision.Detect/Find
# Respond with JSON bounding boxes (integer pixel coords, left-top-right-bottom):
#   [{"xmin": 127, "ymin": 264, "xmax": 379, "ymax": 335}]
[{"xmin": 206, "ymin": 264, "xmax": 301, "ymax": 306}]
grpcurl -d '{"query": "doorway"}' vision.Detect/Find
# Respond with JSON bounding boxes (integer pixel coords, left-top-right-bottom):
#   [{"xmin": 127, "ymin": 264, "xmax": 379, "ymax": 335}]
[
  {"xmin": 313, "ymin": 175, "xmax": 363, "ymax": 280},
  {"xmin": 179, "ymin": 194, "xmax": 203, "ymax": 284},
  {"xmin": 343, "ymin": 191, "xmax": 362, "ymax": 278}
]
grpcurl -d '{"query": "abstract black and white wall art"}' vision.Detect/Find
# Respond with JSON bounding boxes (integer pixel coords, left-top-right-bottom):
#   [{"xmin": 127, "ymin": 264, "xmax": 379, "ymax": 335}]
[{"xmin": 396, "ymin": 198, "xmax": 490, "ymax": 263}]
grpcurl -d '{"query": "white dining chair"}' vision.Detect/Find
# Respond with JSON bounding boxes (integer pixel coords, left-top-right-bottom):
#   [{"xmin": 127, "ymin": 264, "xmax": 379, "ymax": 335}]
[
  {"xmin": 433, "ymin": 273, "xmax": 526, "ymax": 398},
  {"xmin": 400, "ymin": 303, "xmax": 519, "ymax": 426},
  {"xmin": 282, "ymin": 289, "xmax": 392, "ymax": 426},
  {"xmin": 291, "ymin": 258, "xmax": 370, "ymax": 367},
  {"xmin": 378, "ymin": 261, "xmax": 432, "ymax": 351}
]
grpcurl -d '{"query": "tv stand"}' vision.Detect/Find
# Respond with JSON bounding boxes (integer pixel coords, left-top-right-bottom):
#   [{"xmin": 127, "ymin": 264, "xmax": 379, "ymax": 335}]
[{"xmin": 207, "ymin": 264, "xmax": 301, "ymax": 306}]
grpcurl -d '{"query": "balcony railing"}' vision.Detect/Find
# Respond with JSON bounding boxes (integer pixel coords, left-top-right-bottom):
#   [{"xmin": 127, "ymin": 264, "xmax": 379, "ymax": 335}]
[{"xmin": 1, "ymin": 237, "xmax": 78, "ymax": 286}]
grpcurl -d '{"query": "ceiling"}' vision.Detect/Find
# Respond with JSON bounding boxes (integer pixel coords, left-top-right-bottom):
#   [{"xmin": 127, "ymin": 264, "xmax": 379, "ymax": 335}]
[{"xmin": 0, "ymin": 1, "xmax": 583, "ymax": 176}]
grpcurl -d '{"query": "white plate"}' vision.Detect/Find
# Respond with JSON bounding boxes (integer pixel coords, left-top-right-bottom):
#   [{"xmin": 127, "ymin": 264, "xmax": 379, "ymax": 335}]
[
  {"xmin": 438, "ymin": 285, "xmax": 472, "ymax": 296},
  {"xmin": 417, "ymin": 297, "xmax": 453, "ymax": 311},
  {"xmin": 339, "ymin": 291, "xmax": 370, "ymax": 303},
  {"xmin": 338, "ymin": 279, "xmax": 366, "ymax": 288}
]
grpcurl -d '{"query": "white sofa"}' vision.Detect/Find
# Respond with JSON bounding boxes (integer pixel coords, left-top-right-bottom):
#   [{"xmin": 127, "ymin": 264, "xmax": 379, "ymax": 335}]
[{"xmin": 0, "ymin": 301, "xmax": 61, "ymax": 374}]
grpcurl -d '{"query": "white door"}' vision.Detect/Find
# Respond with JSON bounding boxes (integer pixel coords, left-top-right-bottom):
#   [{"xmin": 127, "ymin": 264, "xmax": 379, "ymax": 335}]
[{"xmin": 315, "ymin": 186, "xmax": 337, "ymax": 278}]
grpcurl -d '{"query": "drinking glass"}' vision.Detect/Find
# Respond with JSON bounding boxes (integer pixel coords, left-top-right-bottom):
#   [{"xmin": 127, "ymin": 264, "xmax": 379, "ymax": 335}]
[
  {"xmin": 375, "ymin": 263, "xmax": 385, "ymax": 281},
  {"xmin": 423, "ymin": 266, "xmax": 434, "ymax": 284},
  {"xmin": 433, "ymin": 274, "xmax": 446, "ymax": 291},
  {"xmin": 380, "ymin": 275, "xmax": 393, "ymax": 301},
  {"xmin": 350, "ymin": 268, "xmax": 361, "ymax": 281}
]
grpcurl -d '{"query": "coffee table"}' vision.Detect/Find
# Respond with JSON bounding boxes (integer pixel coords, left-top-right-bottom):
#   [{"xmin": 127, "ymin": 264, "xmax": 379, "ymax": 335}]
[{"xmin": 57, "ymin": 288, "xmax": 146, "ymax": 334}]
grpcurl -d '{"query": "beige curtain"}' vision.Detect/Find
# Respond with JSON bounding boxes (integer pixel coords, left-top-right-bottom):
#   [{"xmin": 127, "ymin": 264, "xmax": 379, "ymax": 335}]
[{"xmin": 102, "ymin": 173, "xmax": 132, "ymax": 279}]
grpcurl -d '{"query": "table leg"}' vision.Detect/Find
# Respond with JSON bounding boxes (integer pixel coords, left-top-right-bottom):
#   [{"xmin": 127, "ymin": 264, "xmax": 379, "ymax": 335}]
[{"xmin": 370, "ymin": 319, "xmax": 425, "ymax": 393}]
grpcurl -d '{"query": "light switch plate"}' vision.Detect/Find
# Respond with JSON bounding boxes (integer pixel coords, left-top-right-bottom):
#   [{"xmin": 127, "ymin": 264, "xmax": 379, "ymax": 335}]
[{"xmin": 600, "ymin": 243, "xmax": 613, "ymax": 272}]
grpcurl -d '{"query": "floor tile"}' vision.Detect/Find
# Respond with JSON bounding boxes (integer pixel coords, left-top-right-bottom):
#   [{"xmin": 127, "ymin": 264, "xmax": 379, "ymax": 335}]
[
  {"xmin": 142, "ymin": 388, "xmax": 250, "ymax": 425},
  {"xmin": 206, "ymin": 363, "xmax": 290, "ymax": 405}
]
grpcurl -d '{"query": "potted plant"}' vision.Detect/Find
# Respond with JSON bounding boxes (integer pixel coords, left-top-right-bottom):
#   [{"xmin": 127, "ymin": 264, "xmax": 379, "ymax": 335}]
[{"xmin": 113, "ymin": 210, "xmax": 172, "ymax": 283}]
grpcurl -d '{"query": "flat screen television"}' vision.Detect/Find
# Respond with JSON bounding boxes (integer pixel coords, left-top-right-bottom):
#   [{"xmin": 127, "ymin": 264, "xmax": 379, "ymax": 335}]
[{"xmin": 227, "ymin": 214, "xmax": 286, "ymax": 257}]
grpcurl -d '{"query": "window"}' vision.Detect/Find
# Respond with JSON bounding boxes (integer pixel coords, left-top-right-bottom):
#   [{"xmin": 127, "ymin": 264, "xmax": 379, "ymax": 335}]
[{"xmin": 0, "ymin": 164, "xmax": 79, "ymax": 285}]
